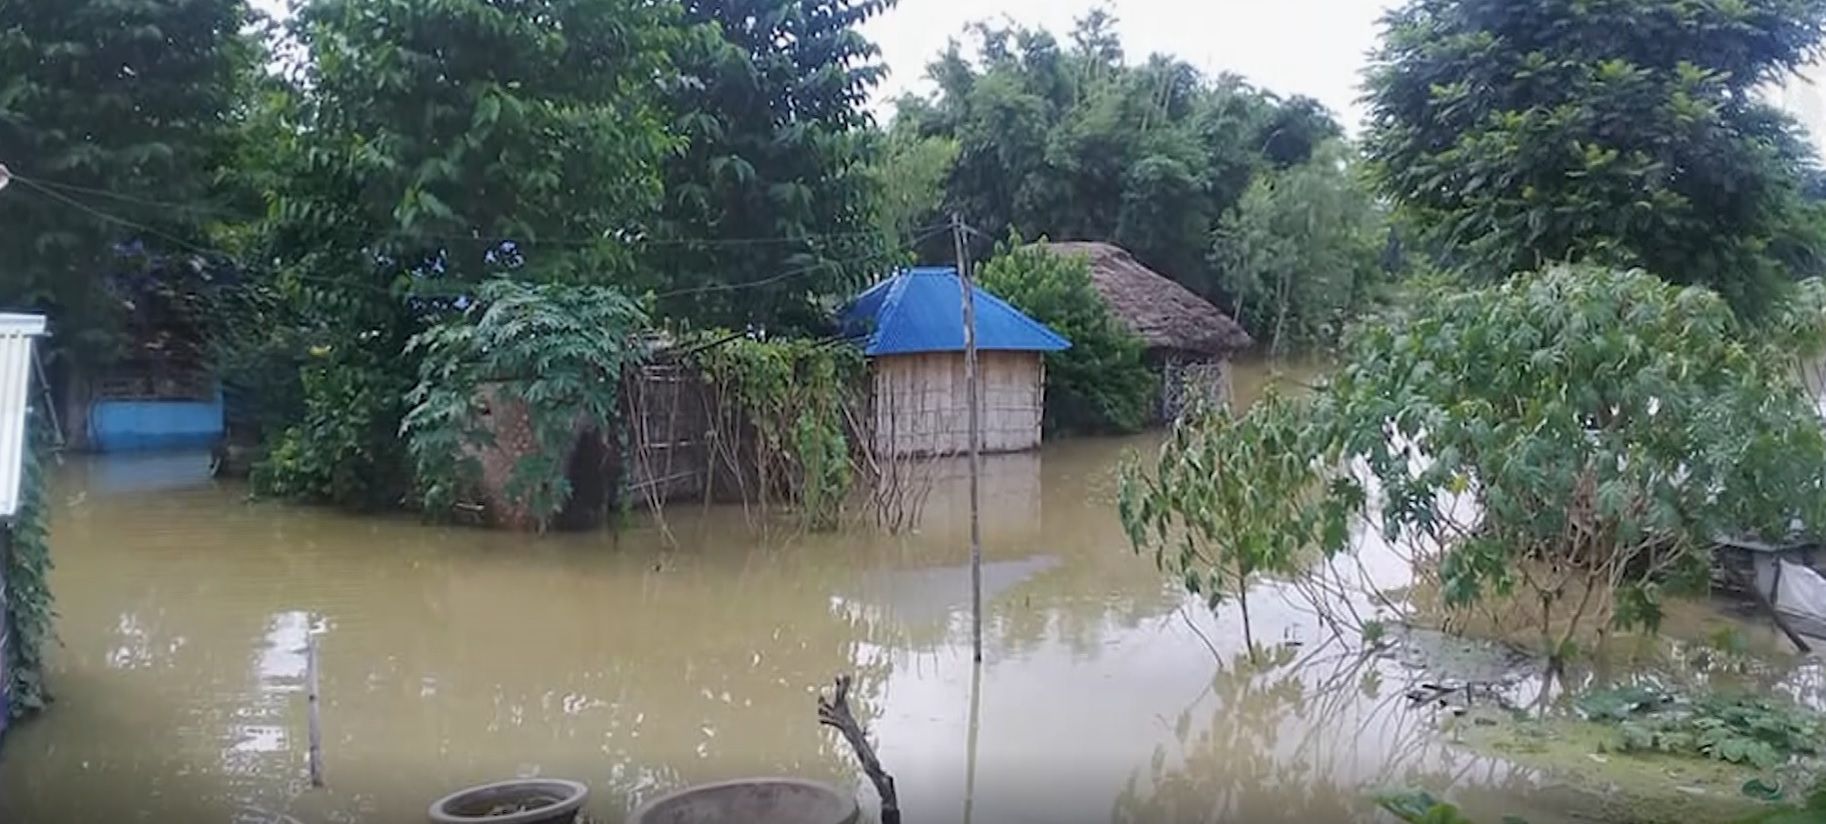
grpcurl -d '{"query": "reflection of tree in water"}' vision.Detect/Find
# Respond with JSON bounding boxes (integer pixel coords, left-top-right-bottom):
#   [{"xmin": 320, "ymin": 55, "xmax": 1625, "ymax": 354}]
[{"xmin": 1108, "ymin": 640, "xmax": 1545, "ymax": 824}]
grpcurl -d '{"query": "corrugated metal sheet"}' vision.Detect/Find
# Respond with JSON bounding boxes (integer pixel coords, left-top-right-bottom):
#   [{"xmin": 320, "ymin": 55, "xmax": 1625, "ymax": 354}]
[
  {"xmin": 837, "ymin": 267, "xmax": 1072, "ymax": 356},
  {"xmin": 0, "ymin": 313, "xmax": 48, "ymax": 519}
]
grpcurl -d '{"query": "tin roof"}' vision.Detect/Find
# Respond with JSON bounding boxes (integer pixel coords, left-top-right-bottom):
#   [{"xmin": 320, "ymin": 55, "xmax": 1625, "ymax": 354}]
[
  {"xmin": 837, "ymin": 267, "xmax": 1071, "ymax": 356},
  {"xmin": 0, "ymin": 313, "xmax": 47, "ymax": 519}
]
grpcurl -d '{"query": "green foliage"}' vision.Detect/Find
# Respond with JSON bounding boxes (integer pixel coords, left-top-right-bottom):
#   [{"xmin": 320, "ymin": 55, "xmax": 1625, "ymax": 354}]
[
  {"xmin": 1609, "ymin": 692, "xmax": 1826, "ymax": 770},
  {"xmin": 239, "ymin": 0, "xmax": 683, "ymax": 510},
  {"xmin": 646, "ymin": 0, "xmax": 897, "ymax": 331},
  {"xmin": 1377, "ymin": 778, "xmax": 1826, "ymax": 824},
  {"xmin": 1362, "ymin": 0, "xmax": 1826, "ymax": 319},
  {"xmin": 1117, "ymin": 390, "xmax": 1360, "ymax": 654},
  {"xmin": 691, "ymin": 336, "xmax": 862, "ymax": 530},
  {"xmin": 401, "ymin": 280, "xmax": 649, "ymax": 529},
  {"xmin": 977, "ymin": 238, "xmax": 1156, "ymax": 433},
  {"xmin": 1375, "ymin": 790, "xmax": 1523, "ymax": 824},
  {"xmin": 280, "ymin": 0, "xmax": 681, "ymax": 285},
  {"xmin": 870, "ymin": 122, "xmax": 959, "ymax": 246},
  {"xmin": 251, "ymin": 350, "xmax": 414, "ymax": 510},
  {"xmin": 4, "ymin": 411, "xmax": 55, "ymax": 718},
  {"xmin": 0, "ymin": 0, "xmax": 256, "ymax": 369},
  {"xmin": 1211, "ymin": 141, "xmax": 1390, "ymax": 350},
  {"xmin": 1322, "ymin": 265, "xmax": 1826, "ymax": 660},
  {"xmin": 899, "ymin": 11, "xmax": 1343, "ymax": 297}
]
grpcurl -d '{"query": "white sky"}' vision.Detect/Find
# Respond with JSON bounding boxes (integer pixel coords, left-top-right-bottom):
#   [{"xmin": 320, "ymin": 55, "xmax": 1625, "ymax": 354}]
[
  {"xmin": 861, "ymin": 0, "xmax": 1396, "ymax": 131},
  {"xmin": 249, "ymin": 0, "xmax": 1826, "ymax": 154}
]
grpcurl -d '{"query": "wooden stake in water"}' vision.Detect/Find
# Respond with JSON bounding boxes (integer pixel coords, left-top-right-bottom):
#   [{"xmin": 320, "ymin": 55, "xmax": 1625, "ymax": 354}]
[
  {"xmin": 306, "ymin": 625, "xmax": 324, "ymax": 788},
  {"xmin": 951, "ymin": 213, "xmax": 984, "ymax": 665}
]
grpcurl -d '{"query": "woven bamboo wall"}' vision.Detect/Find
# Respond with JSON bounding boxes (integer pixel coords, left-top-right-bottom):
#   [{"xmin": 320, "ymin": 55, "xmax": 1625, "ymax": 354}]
[{"xmin": 870, "ymin": 350, "xmax": 1045, "ymax": 458}]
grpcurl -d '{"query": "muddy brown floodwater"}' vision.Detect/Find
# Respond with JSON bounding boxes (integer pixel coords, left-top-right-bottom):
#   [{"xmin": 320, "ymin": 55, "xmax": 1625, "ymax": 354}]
[{"xmin": 0, "ymin": 358, "xmax": 1812, "ymax": 824}]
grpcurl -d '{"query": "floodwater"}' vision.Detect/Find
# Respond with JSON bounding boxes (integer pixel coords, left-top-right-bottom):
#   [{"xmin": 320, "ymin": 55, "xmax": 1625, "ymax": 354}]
[{"xmin": 0, "ymin": 359, "xmax": 1814, "ymax": 824}]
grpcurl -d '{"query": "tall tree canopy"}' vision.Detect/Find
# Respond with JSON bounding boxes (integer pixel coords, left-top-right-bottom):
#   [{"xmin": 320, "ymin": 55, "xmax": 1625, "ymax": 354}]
[
  {"xmin": 647, "ymin": 0, "xmax": 897, "ymax": 332},
  {"xmin": 1211, "ymin": 141, "xmax": 1390, "ymax": 350},
  {"xmin": 247, "ymin": 0, "xmax": 683, "ymax": 507},
  {"xmin": 1362, "ymin": 0, "xmax": 1826, "ymax": 318},
  {"xmin": 892, "ymin": 9, "xmax": 1343, "ymax": 307},
  {"xmin": 0, "ymin": 0, "xmax": 254, "ymax": 367}
]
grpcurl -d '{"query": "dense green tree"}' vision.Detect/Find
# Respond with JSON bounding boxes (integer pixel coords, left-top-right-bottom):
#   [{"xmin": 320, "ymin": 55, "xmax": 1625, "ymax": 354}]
[
  {"xmin": 646, "ymin": 0, "xmax": 898, "ymax": 332},
  {"xmin": 1211, "ymin": 141, "xmax": 1389, "ymax": 350},
  {"xmin": 1362, "ymin": 0, "xmax": 1826, "ymax": 319},
  {"xmin": 248, "ymin": 0, "xmax": 682, "ymax": 508},
  {"xmin": 868, "ymin": 112, "xmax": 958, "ymax": 250},
  {"xmin": 0, "ymin": 0, "xmax": 255, "ymax": 368},
  {"xmin": 897, "ymin": 10, "xmax": 1342, "ymax": 297},
  {"xmin": 977, "ymin": 237, "xmax": 1156, "ymax": 434}
]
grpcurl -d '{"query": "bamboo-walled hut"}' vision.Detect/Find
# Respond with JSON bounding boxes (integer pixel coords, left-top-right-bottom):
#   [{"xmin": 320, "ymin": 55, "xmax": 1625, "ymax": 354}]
[
  {"xmin": 1037, "ymin": 242, "xmax": 1254, "ymax": 422},
  {"xmin": 838, "ymin": 267, "xmax": 1071, "ymax": 458},
  {"xmin": 0, "ymin": 312, "xmax": 48, "ymax": 739}
]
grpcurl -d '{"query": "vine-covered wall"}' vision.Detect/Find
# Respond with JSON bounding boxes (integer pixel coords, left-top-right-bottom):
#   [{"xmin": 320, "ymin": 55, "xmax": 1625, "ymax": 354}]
[
  {"xmin": 4, "ymin": 410, "xmax": 54, "ymax": 726},
  {"xmin": 689, "ymin": 336, "xmax": 865, "ymax": 531}
]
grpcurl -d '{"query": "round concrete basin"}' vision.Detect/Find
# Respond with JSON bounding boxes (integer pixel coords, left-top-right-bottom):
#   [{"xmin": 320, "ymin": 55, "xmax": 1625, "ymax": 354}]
[
  {"xmin": 427, "ymin": 778, "xmax": 590, "ymax": 824},
  {"xmin": 627, "ymin": 778, "xmax": 859, "ymax": 824}
]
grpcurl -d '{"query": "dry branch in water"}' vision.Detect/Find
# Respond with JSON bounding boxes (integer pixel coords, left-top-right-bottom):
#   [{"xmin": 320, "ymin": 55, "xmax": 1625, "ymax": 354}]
[{"xmin": 816, "ymin": 675, "xmax": 900, "ymax": 824}]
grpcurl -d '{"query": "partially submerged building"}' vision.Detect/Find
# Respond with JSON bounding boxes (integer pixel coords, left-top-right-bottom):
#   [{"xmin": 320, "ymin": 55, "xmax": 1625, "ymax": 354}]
[
  {"xmin": 0, "ymin": 312, "xmax": 48, "ymax": 738},
  {"xmin": 839, "ymin": 267, "xmax": 1070, "ymax": 458},
  {"xmin": 1036, "ymin": 242, "xmax": 1254, "ymax": 422}
]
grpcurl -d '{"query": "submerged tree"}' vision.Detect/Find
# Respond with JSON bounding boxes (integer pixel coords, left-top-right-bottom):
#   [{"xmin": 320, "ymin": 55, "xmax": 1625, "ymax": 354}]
[
  {"xmin": 1117, "ymin": 391, "xmax": 1359, "ymax": 657},
  {"xmin": 1325, "ymin": 265, "xmax": 1826, "ymax": 667},
  {"xmin": 1362, "ymin": 0, "xmax": 1826, "ymax": 319}
]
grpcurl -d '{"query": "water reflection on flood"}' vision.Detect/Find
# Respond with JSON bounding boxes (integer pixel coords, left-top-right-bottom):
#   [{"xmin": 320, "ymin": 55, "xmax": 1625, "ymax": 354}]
[{"xmin": 0, "ymin": 360, "xmax": 1813, "ymax": 824}]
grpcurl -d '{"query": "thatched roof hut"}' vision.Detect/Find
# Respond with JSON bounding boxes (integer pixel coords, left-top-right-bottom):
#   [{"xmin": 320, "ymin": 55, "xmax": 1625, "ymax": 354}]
[
  {"xmin": 1037, "ymin": 241, "xmax": 1254, "ymax": 357},
  {"xmin": 1037, "ymin": 241, "xmax": 1252, "ymax": 422}
]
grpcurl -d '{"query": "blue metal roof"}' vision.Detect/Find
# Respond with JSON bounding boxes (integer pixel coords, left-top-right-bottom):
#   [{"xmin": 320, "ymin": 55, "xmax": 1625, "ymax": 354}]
[{"xmin": 838, "ymin": 266, "xmax": 1071, "ymax": 356}]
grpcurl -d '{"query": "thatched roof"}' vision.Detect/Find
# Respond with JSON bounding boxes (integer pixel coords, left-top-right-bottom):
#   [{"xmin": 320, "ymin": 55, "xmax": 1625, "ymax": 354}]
[{"xmin": 1036, "ymin": 241, "xmax": 1254, "ymax": 356}]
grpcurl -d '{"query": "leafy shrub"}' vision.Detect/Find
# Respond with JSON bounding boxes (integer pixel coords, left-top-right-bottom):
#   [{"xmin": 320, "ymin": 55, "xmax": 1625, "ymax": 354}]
[
  {"xmin": 977, "ymin": 236, "xmax": 1157, "ymax": 434},
  {"xmin": 253, "ymin": 355, "xmax": 413, "ymax": 511}
]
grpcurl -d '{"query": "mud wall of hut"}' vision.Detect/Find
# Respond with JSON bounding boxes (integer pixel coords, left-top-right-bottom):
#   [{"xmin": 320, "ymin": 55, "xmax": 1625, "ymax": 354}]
[{"xmin": 870, "ymin": 350, "xmax": 1044, "ymax": 458}]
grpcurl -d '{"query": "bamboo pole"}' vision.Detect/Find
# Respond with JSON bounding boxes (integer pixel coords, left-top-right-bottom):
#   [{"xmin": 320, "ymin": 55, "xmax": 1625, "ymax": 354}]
[{"xmin": 306, "ymin": 624, "xmax": 324, "ymax": 788}]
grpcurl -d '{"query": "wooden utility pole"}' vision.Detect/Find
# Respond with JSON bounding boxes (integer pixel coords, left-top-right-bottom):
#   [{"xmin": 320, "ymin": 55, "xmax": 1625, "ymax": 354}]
[{"xmin": 951, "ymin": 213, "xmax": 983, "ymax": 664}]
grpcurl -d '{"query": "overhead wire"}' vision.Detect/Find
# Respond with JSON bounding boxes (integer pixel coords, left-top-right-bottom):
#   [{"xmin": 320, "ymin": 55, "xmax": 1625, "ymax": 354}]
[
  {"xmin": 15, "ymin": 171, "xmax": 923, "ymax": 249},
  {"xmin": 4, "ymin": 169, "xmax": 951, "ymax": 304}
]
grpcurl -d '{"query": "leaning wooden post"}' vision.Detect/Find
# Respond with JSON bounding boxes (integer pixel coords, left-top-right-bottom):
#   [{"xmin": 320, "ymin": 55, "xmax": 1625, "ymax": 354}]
[
  {"xmin": 817, "ymin": 675, "xmax": 899, "ymax": 824},
  {"xmin": 306, "ymin": 622, "xmax": 324, "ymax": 788},
  {"xmin": 951, "ymin": 213, "xmax": 984, "ymax": 665}
]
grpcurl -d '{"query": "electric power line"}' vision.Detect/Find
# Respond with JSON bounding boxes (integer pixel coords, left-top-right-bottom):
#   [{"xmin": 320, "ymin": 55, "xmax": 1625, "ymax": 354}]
[
  {"xmin": 4, "ymin": 169, "xmax": 950, "ymax": 305},
  {"xmin": 15, "ymin": 172, "xmax": 928, "ymax": 250}
]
